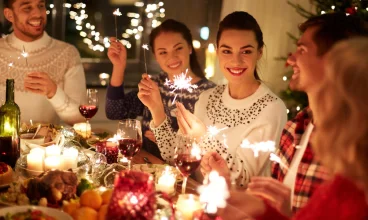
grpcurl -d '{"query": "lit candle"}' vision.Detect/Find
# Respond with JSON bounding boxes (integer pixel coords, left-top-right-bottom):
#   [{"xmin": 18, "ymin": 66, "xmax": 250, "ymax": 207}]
[
  {"xmin": 176, "ymin": 194, "xmax": 202, "ymax": 220},
  {"xmin": 30, "ymin": 147, "xmax": 45, "ymax": 158},
  {"xmin": 62, "ymin": 148, "xmax": 79, "ymax": 170},
  {"xmin": 155, "ymin": 166, "xmax": 176, "ymax": 195},
  {"xmin": 27, "ymin": 152, "xmax": 44, "ymax": 172},
  {"xmin": 45, "ymin": 145, "xmax": 61, "ymax": 157},
  {"xmin": 44, "ymin": 156, "xmax": 62, "ymax": 171}
]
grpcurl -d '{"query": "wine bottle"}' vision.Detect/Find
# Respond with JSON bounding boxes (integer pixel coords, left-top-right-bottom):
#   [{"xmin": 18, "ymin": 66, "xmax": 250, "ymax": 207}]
[{"xmin": 0, "ymin": 79, "xmax": 21, "ymax": 168}]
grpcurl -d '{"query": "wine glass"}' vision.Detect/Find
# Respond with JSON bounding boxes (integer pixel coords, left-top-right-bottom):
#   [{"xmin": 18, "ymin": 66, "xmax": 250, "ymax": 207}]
[
  {"xmin": 79, "ymin": 89, "xmax": 99, "ymax": 138},
  {"xmin": 117, "ymin": 119, "xmax": 142, "ymax": 169},
  {"xmin": 174, "ymin": 134, "xmax": 202, "ymax": 194}
]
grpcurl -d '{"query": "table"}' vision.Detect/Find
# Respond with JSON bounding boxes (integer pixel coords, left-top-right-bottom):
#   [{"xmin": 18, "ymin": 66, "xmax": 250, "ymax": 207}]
[{"xmin": 133, "ymin": 149, "xmax": 200, "ymax": 196}]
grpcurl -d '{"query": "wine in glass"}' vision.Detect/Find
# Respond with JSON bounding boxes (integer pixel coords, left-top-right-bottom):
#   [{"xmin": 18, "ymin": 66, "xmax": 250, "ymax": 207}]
[
  {"xmin": 79, "ymin": 89, "xmax": 98, "ymax": 138},
  {"xmin": 117, "ymin": 119, "xmax": 142, "ymax": 169},
  {"xmin": 174, "ymin": 135, "xmax": 202, "ymax": 194}
]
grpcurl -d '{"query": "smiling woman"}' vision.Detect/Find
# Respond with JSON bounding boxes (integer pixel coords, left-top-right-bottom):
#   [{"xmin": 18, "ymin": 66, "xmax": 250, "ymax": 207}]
[{"xmin": 150, "ymin": 11, "xmax": 287, "ymax": 188}]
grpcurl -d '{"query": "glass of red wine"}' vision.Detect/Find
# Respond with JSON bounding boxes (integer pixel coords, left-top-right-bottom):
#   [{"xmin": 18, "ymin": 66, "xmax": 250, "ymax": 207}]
[
  {"xmin": 79, "ymin": 89, "xmax": 99, "ymax": 138},
  {"xmin": 117, "ymin": 119, "xmax": 142, "ymax": 170},
  {"xmin": 174, "ymin": 134, "xmax": 202, "ymax": 194}
]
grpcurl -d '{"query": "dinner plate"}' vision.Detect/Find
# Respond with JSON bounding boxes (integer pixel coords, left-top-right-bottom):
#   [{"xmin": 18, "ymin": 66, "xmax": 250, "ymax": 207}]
[{"xmin": 0, "ymin": 205, "xmax": 72, "ymax": 220}]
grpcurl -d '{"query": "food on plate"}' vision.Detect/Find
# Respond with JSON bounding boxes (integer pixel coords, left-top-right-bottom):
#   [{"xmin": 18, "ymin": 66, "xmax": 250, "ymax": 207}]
[
  {"xmin": 62, "ymin": 200, "xmax": 80, "ymax": 216},
  {"xmin": 80, "ymin": 190, "xmax": 102, "ymax": 210},
  {"xmin": 98, "ymin": 204, "xmax": 108, "ymax": 220},
  {"xmin": 76, "ymin": 178, "xmax": 93, "ymax": 197},
  {"xmin": 0, "ymin": 209, "xmax": 56, "ymax": 220},
  {"xmin": 26, "ymin": 170, "xmax": 78, "ymax": 205},
  {"xmin": 101, "ymin": 189, "xmax": 112, "ymax": 205},
  {"xmin": 0, "ymin": 162, "xmax": 13, "ymax": 186},
  {"xmin": 71, "ymin": 207, "xmax": 98, "ymax": 220}
]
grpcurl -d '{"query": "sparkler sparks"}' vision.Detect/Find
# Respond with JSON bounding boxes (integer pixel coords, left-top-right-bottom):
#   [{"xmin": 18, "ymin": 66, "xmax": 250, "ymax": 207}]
[
  {"xmin": 207, "ymin": 125, "xmax": 228, "ymax": 137},
  {"xmin": 270, "ymin": 153, "xmax": 288, "ymax": 170},
  {"xmin": 142, "ymin": 44, "xmax": 149, "ymax": 74},
  {"xmin": 240, "ymin": 140, "xmax": 275, "ymax": 157},
  {"xmin": 198, "ymin": 171, "xmax": 230, "ymax": 215},
  {"xmin": 21, "ymin": 46, "xmax": 28, "ymax": 66},
  {"xmin": 164, "ymin": 69, "xmax": 198, "ymax": 104},
  {"xmin": 113, "ymin": 8, "xmax": 122, "ymax": 40}
]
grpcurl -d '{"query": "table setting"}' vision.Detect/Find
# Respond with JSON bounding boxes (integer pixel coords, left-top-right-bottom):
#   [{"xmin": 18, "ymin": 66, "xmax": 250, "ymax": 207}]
[{"xmin": 0, "ymin": 90, "xmax": 228, "ymax": 220}]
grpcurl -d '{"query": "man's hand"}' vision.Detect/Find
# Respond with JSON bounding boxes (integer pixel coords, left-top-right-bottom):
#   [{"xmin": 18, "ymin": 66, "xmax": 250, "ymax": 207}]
[
  {"xmin": 24, "ymin": 72, "xmax": 57, "ymax": 99},
  {"xmin": 247, "ymin": 177, "xmax": 292, "ymax": 217}
]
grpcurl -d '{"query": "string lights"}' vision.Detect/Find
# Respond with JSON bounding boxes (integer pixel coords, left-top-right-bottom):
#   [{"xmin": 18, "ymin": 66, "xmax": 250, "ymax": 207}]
[{"xmin": 55, "ymin": 1, "xmax": 165, "ymax": 53}]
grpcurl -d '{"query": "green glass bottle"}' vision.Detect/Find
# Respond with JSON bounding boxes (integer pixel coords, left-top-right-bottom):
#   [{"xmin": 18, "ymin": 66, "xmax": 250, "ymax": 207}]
[{"xmin": 0, "ymin": 79, "xmax": 20, "ymax": 168}]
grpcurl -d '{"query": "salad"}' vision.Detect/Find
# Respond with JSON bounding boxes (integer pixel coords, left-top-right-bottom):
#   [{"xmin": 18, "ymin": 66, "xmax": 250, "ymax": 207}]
[{"xmin": 0, "ymin": 209, "xmax": 56, "ymax": 220}]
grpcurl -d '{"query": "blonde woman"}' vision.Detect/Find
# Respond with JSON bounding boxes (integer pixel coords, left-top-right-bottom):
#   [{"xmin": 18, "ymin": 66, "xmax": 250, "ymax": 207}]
[{"xmin": 222, "ymin": 37, "xmax": 368, "ymax": 220}]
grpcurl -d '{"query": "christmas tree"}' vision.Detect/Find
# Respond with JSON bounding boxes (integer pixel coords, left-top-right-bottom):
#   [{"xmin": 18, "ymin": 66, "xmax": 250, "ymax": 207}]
[{"xmin": 279, "ymin": 0, "xmax": 368, "ymax": 118}]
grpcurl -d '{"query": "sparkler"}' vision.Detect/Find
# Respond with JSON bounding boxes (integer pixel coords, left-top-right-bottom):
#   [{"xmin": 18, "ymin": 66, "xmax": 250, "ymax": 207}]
[
  {"xmin": 207, "ymin": 125, "xmax": 228, "ymax": 138},
  {"xmin": 240, "ymin": 140, "xmax": 276, "ymax": 157},
  {"xmin": 113, "ymin": 8, "xmax": 122, "ymax": 40},
  {"xmin": 142, "ymin": 44, "xmax": 149, "ymax": 74},
  {"xmin": 164, "ymin": 69, "xmax": 198, "ymax": 104},
  {"xmin": 270, "ymin": 153, "xmax": 288, "ymax": 170},
  {"xmin": 198, "ymin": 171, "xmax": 230, "ymax": 215},
  {"xmin": 21, "ymin": 45, "xmax": 28, "ymax": 66}
]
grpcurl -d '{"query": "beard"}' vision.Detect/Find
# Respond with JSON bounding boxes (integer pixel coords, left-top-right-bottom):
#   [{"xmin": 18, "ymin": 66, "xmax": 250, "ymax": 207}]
[{"xmin": 12, "ymin": 16, "xmax": 47, "ymax": 41}]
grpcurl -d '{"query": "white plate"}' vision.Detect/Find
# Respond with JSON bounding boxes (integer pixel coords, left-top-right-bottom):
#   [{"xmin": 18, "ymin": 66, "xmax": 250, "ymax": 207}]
[{"xmin": 0, "ymin": 206, "xmax": 72, "ymax": 220}]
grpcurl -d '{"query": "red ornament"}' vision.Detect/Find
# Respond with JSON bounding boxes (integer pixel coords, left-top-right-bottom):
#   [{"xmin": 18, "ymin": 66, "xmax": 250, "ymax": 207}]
[{"xmin": 345, "ymin": 7, "xmax": 357, "ymax": 15}]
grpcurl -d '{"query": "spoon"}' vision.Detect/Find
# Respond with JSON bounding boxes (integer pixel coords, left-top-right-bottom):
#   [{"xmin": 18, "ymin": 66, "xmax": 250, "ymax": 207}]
[{"xmin": 32, "ymin": 124, "xmax": 41, "ymax": 139}]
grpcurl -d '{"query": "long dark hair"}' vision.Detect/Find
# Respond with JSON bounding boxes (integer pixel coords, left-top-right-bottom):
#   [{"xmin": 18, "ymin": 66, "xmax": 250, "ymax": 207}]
[
  {"xmin": 149, "ymin": 19, "xmax": 205, "ymax": 78},
  {"xmin": 216, "ymin": 11, "xmax": 264, "ymax": 80}
]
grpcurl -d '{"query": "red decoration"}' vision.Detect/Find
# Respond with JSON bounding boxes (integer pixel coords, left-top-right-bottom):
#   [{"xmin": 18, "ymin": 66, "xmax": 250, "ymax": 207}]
[{"xmin": 345, "ymin": 7, "xmax": 357, "ymax": 15}]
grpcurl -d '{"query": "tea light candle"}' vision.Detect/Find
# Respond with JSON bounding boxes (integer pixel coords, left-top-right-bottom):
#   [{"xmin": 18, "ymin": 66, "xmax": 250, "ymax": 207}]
[
  {"xmin": 156, "ymin": 166, "xmax": 176, "ymax": 195},
  {"xmin": 44, "ymin": 156, "xmax": 62, "ymax": 171},
  {"xmin": 27, "ymin": 152, "xmax": 44, "ymax": 172},
  {"xmin": 176, "ymin": 194, "xmax": 202, "ymax": 220},
  {"xmin": 73, "ymin": 122, "xmax": 91, "ymax": 138},
  {"xmin": 30, "ymin": 147, "xmax": 45, "ymax": 158},
  {"xmin": 62, "ymin": 148, "xmax": 79, "ymax": 170},
  {"xmin": 45, "ymin": 145, "xmax": 61, "ymax": 157}
]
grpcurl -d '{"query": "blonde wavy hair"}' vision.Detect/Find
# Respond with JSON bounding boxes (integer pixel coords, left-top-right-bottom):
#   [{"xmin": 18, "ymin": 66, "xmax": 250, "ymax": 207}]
[{"xmin": 312, "ymin": 37, "xmax": 368, "ymax": 190}]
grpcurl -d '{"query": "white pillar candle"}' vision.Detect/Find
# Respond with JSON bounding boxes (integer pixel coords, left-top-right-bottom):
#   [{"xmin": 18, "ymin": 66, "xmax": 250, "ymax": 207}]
[
  {"xmin": 45, "ymin": 145, "xmax": 61, "ymax": 157},
  {"xmin": 62, "ymin": 148, "xmax": 79, "ymax": 170},
  {"xmin": 176, "ymin": 194, "xmax": 202, "ymax": 220},
  {"xmin": 27, "ymin": 153, "xmax": 44, "ymax": 172},
  {"xmin": 155, "ymin": 167, "xmax": 176, "ymax": 195},
  {"xmin": 30, "ymin": 147, "xmax": 45, "ymax": 158},
  {"xmin": 44, "ymin": 156, "xmax": 62, "ymax": 171}
]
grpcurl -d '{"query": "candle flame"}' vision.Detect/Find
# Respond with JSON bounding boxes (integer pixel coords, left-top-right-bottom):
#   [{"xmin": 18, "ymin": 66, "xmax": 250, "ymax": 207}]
[
  {"xmin": 130, "ymin": 195, "xmax": 138, "ymax": 204},
  {"xmin": 198, "ymin": 171, "xmax": 229, "ymax": 214},
  {"xmin": 240, "ymin": 140, "xmax": 275, "ymax": 157},
  {"xmin": 113, "ymin": 8, "xmax": 122, "ymax": 16},
  {"xmin": 164, "ymin": 69, "xmax": 198, "ymax": 104}
]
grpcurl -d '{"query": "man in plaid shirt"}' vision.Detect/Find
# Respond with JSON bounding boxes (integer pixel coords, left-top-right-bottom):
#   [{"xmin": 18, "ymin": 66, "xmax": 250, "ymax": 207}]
[{"xmin": 247, "ymin": 13, "xmax": 368, "ymax": 217}]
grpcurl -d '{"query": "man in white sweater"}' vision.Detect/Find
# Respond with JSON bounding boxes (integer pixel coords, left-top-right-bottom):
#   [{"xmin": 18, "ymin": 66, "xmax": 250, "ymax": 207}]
[{"xmin": 0, "ymin": 0, "xmax": 86, "ymax": 125}]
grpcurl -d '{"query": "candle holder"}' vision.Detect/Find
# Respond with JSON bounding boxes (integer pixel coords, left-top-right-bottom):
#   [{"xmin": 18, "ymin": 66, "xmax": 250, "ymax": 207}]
[
  {"xmin": 155, "ymin": 166, "xmax": 177, "ymax": 196},
  {"xmin": 107, "ymin": 170, "xmax": 175, "ymax": 220},
  {"xmin": 175, "ymin": 194, "xmax": 203, "ymax": 220},
  {"xmin": 95, "ymin": 140, "xmax": 119, "ymax": 164}
]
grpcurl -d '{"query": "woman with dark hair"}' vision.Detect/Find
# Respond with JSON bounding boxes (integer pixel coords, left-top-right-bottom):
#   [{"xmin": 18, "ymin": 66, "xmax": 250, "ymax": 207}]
[
  {"xmin": 143, "ymin": 12, "xmax": 287, "ymax": 186},
  {"xmin": 105, "ymin": 19, "xmax": 216, "ymax": 159}
]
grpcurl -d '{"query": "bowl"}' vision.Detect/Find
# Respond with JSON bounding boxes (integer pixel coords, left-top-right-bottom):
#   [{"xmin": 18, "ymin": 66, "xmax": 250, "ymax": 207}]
[{"xmin": 0, "ymin": 205, "xmax": 72, "ymax": 220}]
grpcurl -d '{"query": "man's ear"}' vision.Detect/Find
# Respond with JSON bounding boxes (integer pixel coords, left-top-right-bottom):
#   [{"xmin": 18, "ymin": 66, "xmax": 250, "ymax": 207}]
[{"xmin": 4, "ymin": 8, "xmax": 15, "ymax": 23}]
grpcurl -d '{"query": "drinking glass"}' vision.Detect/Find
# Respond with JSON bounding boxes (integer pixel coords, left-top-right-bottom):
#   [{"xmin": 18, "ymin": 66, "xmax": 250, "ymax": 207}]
[
  {"xmin": 79, "ymin": 89, "xmax": 98, "ymax": 138},
  {"xmin": 117, "ymin": 119, "xmax": 142, "ymax": 169},
  {"xmin": 174, "ymin": 135, "xmax": 202, "ymax": 194}
]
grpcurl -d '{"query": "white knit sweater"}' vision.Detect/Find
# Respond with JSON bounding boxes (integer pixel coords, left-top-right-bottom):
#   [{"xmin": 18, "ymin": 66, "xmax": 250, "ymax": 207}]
[
  {"xmin": 151, "ymin": 83, "xmax": 287, "ymax": 187},
  {"xmin": 0, "ymin": 32, "xmax": 86, "ymax": 125}
]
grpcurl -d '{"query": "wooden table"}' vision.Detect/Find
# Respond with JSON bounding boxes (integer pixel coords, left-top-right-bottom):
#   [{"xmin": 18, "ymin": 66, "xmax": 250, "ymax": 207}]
[{"xmin": 133, "ymin": 149, "xmax": 200, "ymax": 196}]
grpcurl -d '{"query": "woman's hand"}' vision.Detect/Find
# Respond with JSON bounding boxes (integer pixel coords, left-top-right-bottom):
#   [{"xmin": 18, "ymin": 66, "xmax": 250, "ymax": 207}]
[
  {"xmin": 137, "ymin": 74, "xmax": 166, "ymax": 126},
  {"xmin": 200, "ymin": 152, "xmax": 230, "ymax": 181},
  {"xmin": 107, "ymin": 37, "xmax": 127, "ymax": 68},
  {"xmin": 176, "ymin": 102, "xmax": 206, "ymax": 140},
  {"xmin": 107, "ymin": 37, "xmax": 127, "ymax": 86}
]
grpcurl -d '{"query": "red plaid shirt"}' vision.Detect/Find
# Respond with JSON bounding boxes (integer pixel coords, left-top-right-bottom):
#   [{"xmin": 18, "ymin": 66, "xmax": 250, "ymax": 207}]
[{"xmin": 272, "ymin": 107, "xmax": 330, "ymax": 213}]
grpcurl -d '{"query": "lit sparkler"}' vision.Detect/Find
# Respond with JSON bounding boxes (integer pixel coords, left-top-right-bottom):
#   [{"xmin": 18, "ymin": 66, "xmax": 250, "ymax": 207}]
[
  {"xmin": 270, "ymin": 153, "xmax": 288, "ymax": 170},
  {"xmin": 198, "ymin": 171, "xmax": 230, "ymax": 215},
  {"xmin": 113, "ymin": 8, "xmax": 122, "ymax": 40},
  {"xmin": 164, "ymin": 69, "xmax": 198, "ymax": 104},
  {"xmin": 207, "ymin": 125, "xmax": 228, "ymax": 138},
  {"xmin": 240, "ymin": 140, "xmax": 276, "ymax": 157},
  {"xmin": 142, "ymin": 44, "xmax": 149, "ymax": 74},
  {"xmin": 21, "ymin": 45, "xmax": 28, "ymax": 66}
]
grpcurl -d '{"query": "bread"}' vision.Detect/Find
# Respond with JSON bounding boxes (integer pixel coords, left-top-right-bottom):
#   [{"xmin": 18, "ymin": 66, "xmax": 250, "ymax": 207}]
[{"xmin": 0, "ymin": 162, "xmax": 13, "ymax": 185}]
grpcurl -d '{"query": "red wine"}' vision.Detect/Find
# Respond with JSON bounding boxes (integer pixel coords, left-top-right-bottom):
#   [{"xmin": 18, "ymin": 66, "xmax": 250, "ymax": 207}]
[
  {"xmin": 174, "ymin": 154, "xmax": 201, "ymax": 177},
  {"xmin": 79, "ymin": 105, "xmax": 98, "ymax": 119},
  {"xmin": 96, "ymin": 141, "xmax": 119, "ymax": 164},
  {"xmin": 0, "ymin": 136, "xmax": 20, "ymax": 168},
  {"xmin": 118, "ymin": 139, "xmax": 142, "ymax": 159}
]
